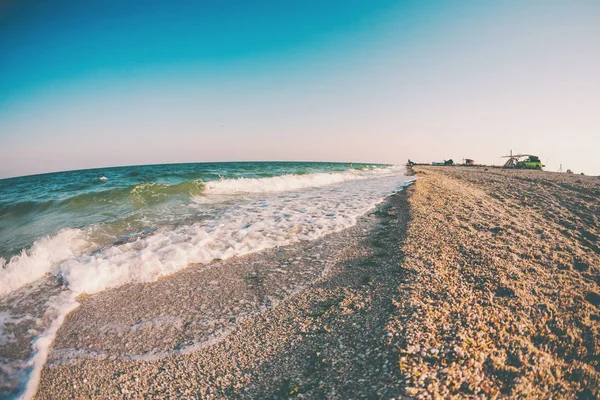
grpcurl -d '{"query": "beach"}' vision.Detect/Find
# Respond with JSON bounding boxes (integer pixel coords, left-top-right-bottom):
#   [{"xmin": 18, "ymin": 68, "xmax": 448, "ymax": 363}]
[
  {"xmin": 389, "ymin": 167, "xmax": 599, "ymax": 398},
  {"xmin": 28, "ymin": 167, "xmax": 600, "ymax": 398},
  {"xmin": 3, "ymin": 0, "xmax": 599, "ymax": 397},
  {"xmin": 0, "ymin": 163, "xmax": 412, "ymax": 397}
]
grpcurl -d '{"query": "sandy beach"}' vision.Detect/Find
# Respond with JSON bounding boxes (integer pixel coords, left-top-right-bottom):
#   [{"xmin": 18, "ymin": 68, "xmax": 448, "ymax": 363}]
[{"xmin": 34, "ymin": 167, "xmax": 599, "ymax": 399}]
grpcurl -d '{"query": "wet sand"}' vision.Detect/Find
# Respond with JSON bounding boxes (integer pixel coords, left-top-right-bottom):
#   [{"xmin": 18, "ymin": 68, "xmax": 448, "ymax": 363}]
[
  {"xmin": 36, "ymin": 167, "xmax": 599, "ymax": 398},
  {"xmin": 36, "ymin": 186, "xmax": 412, "ymax": 398}
]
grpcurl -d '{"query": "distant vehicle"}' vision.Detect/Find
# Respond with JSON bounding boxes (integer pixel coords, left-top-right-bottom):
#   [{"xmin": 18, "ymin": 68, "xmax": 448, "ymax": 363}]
[
  {"xmin": 517, "ymin": 156, "xmax": 543, "ymax": 170},
  {"xmin": 502, "ymin": 154, "xmax": 544, "ymax": 170},
  {"xmin": 464, "ymin": 159, "xmax": 475, "ymax": 165}
]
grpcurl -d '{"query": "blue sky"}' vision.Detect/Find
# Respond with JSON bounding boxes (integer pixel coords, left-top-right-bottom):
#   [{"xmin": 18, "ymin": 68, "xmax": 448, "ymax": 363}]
[
  {"xmin": 1, "ymin": 0, "xmax": 399, "ymax": 103},
  {"xmin": 1, "ymin": 0, "xmax": 599, "ymax": 178}
]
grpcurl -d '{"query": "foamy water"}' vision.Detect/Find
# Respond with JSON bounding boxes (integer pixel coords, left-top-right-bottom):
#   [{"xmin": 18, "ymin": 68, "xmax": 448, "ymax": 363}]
[{"xmin": 0, "ymin": 163, "xmax": 413, "ymax": 398}]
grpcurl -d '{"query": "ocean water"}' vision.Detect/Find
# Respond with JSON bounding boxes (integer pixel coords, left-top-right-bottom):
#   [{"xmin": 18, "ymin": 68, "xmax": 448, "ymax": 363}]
[{"xmin": 0, "ymin": 161, "xmax": 413, "ymax": 398}]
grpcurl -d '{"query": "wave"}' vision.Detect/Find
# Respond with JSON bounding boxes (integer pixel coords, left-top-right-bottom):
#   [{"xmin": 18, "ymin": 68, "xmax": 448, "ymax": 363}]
[
  {"xmin": 0, "ymin": 167, "xmax": 404, "ymax": 299},
  {"xmin": 203, "ymin": 166, "xmax": 399, "ymax": 195},
  {"xmin": 0, "ymin": 199, "xmax": 56, "ymax": 219},
  {"xmin": 65, "ymin": 180, "xmax": 206, "ymax": 208},
  {"xmin": 0, "ymin": 229, "xmax": 91, "ymax": 297},
  {"xmin": 0, "ymin": 167, "xmax": 401, "ymax": 296},
  {"xmin": 0, "ymin": 181, "xmax": 207, "ymax": 218},
  {"xmin": 0, "ymin": 167, "xmax": 396, "ymax": 218}
]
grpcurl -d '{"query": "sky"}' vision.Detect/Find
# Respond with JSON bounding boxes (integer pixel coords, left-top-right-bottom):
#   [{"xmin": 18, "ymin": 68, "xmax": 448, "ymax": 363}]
[{"xmin": 1, "ymin": 0, "xmax": 599, "ymax": 178}]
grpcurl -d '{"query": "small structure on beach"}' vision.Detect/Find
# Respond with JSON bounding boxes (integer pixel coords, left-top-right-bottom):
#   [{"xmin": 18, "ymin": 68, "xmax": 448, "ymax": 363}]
[{"xmin": 431, "ymin": 159, "xmax": 454, "ymax": 166}]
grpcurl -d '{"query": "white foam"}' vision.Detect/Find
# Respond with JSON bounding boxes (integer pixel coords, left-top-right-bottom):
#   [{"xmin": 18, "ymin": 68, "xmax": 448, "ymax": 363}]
[
  {"xmin": 0, "ymin": 229, "xmax": 90, "ymax": 297},
  {"xmin": 203, "ymin": 166, "xmax": 399, "ymax": 194},
  {"xmin": 57, "ymin": 171, "xmax": 411, "ymax": 296},
  {"xmin": 1, "ymin": 168, "xmax": 410, "ymax": 299},
  {"xmin": 0, "ymin": 167, "xmax": 402, "ymax": 300},
  {"xmin": 20, "ymin": 292, "xmax": 79, "ymax": 400}
]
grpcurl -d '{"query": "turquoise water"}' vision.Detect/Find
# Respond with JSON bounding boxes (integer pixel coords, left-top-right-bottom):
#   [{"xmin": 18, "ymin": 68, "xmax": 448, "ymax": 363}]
[{"xmin": 0, "ymin": 162, "xmax": 377, "ymax": 260}]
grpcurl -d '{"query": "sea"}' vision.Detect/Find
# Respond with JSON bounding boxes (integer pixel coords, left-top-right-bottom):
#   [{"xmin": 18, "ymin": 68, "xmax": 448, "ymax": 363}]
[{"xmin": 0, "ymin": 161, "xmax": 413, "ymax": 398}]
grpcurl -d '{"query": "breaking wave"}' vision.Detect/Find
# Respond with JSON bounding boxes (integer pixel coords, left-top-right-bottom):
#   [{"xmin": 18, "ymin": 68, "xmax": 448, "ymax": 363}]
[{"xmin": 203, "ymin": 166, "xmax": 398, "ymax": 194}]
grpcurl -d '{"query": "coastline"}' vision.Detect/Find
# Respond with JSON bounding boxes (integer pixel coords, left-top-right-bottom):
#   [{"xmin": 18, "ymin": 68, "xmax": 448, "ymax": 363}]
[
  {"xmin": 36, "ymin": 167, "xmax": 599, "ymax": 398},
  {"xmin": 36, "ymin": 183, "xmax": 413, "ymax": 398}
]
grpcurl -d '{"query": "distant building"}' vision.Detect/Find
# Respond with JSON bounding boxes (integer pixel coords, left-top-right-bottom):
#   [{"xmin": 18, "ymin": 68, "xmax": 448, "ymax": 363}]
[{"xmin": 465, "ymin": 159, "xmax": 475, "ymax": 165}]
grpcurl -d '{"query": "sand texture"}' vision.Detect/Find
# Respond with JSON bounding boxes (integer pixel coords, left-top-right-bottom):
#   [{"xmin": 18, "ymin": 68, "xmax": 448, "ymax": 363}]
[
  {"xmin": 387, "ymin": 167, "xmax": 599, "ymax": 398},
  {"xmin": 34, "ymin": 167, "xmax": 599, "ymax": 398}
]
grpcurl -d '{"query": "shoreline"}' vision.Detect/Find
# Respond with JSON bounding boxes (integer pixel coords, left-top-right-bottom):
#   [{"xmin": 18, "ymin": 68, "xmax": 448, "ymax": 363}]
[
  {"xmin": 35, "ymin": 166, "xmax": 600, "ymax": 398},
  {"xmin": 0, "ymin": 166, "xmax": 411, "ymax": 398},
  {"xmin": 36, "ymin": 184, "xmax": 413, "ymax": 398}
]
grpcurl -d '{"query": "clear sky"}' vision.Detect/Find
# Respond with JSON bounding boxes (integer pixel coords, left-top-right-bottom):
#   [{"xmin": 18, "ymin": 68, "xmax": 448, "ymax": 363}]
[{"xmin": 1, "ymin": 0, "xmax": 599, "ymax": 178}]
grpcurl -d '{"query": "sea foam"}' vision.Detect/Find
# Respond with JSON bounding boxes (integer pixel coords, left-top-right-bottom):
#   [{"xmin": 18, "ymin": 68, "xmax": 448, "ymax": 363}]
[
  {"xmin": 0, "ymin": 229, "xmax": 90, "ymax": 298},
  {"xmin": 203, "ymin": 166, "xmax": 398, "ymax": 194},
  {"xmin": 0, "ymin": 166, "xmax": 400, "ymax": 297}
]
